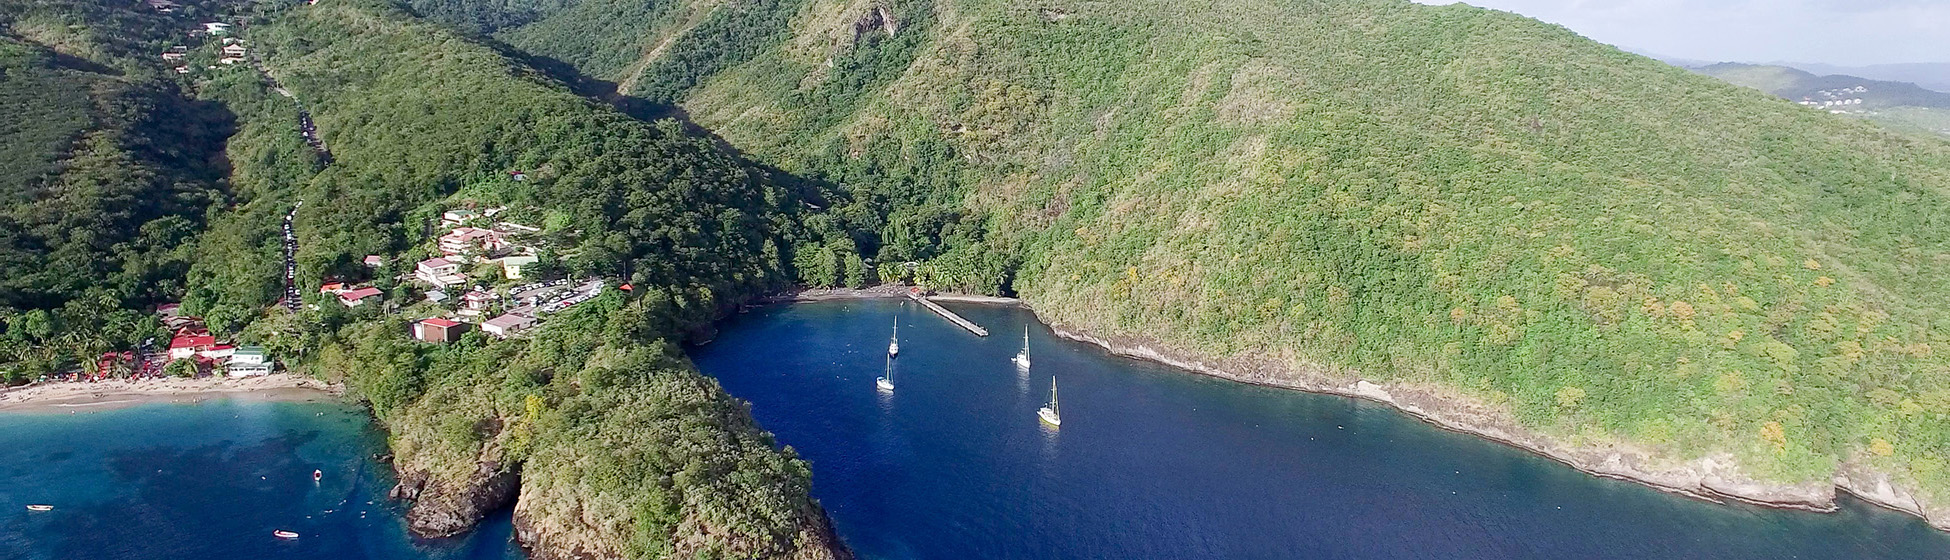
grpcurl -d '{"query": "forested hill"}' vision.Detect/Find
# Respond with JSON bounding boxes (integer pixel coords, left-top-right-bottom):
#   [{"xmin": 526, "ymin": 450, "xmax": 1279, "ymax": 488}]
[
  {"xmin": 436, "ymin": 0, "xmax": 1950, "ymax": 523},
  {"xmin": 191, "ymin": 1, "xmax": 852, "ymax": 557},
  {"xmin": 0, "ymin": 1, "xmax": 231, "ymax": 380}
]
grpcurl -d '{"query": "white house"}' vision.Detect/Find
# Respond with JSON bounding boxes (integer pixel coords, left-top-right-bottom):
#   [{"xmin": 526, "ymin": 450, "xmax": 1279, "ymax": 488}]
[
  {"xmin": 227, "ymin": 346, "xmax": 273, "ymax": 377},
  {"xmin": 416, "ymin": 257, "xmax": 466, "ymax": 287},
  {"xmin": 438, "ymin": 227, "xmax": 507, "ymax": 261},
  {"xmin": 202, "ymin": 22, "xmax": 231, "ymax": 35}
]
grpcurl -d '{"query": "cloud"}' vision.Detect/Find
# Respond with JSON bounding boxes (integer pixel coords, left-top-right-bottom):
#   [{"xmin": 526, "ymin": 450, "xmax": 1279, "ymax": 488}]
[{"xmin": 1412, "ymin": 0, "xmax": 1949, "ymax": 65}]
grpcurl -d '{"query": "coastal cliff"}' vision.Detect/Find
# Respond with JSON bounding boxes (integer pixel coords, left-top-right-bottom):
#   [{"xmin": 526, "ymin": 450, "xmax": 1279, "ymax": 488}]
[
  {"xmin": 390, "ymin": 457, "xmax": 521, "ymax": 538},
  {"xmin": 1043, "ymin": 319, "xmax": 1950, "ymax": 532}
]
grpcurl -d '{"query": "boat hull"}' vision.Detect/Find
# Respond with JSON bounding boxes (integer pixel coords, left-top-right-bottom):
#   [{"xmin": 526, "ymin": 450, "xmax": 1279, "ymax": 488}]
[{"xmin": 1038, "ymin": 407, "xmax": 1061, "ymax": 426}]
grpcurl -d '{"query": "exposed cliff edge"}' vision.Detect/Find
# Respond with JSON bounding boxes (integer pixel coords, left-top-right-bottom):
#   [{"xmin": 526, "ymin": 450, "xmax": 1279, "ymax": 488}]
[
  {"xmin": 1038, "ymin": 319, "xmax": 1950, "ymax": 532},
  {"xmin": 390, "ymin": 458, "xmax": 521, "ymax": 539}
]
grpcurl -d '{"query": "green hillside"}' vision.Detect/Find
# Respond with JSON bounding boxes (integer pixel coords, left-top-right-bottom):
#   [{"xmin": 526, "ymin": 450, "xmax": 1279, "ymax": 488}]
[
  {"xmin": 484, "ymin": 0, "xmax": 1950, "ymax": 507},
  {"xmin": 0, "ymin": 4, "xmax": 231, "ymax": 380},
  {"xmin": 190, "ymin": 1, "xmax": 849, "ymax": 557}
]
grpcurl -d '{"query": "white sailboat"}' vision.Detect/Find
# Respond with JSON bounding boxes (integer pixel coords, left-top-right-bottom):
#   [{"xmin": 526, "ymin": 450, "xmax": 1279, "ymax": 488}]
[
  {"xmin": 887, "ymin": 320, "xmax": 900, "ymax": 358},
  {"xmin": 1038, "ymin": 377, "xmax": 1061, "ymax": 426},
  {"xmin": 876, "ymin": 359, "xmax": 895, "ymax": 392},
  {"xmin": 1012, "ymin": 326, "xmax": 1031, "ymax": 369}
]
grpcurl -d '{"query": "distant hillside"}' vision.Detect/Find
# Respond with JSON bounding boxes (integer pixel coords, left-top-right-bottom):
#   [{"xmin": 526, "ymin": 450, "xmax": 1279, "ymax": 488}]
[
  {"xmin": 1693, "ymin": 63, "xmax": 1950, "ymax": 110},
  {"xmin": 1693, "ymin": 63, "xmax": 1950, "ymax": 137},
  {"xmin": 447, "ymin": 0, "xmax": 1950, "ymax": 524},
  {"xmin": 1780, "ymin": 62, "xmax": 1950, "ymax": 95}
]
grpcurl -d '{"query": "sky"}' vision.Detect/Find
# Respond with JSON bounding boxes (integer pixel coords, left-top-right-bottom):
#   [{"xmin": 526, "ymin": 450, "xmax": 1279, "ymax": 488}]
[{"xmin": 1411, "ymin": 0, "xmax": 1950, "ymax": 66}]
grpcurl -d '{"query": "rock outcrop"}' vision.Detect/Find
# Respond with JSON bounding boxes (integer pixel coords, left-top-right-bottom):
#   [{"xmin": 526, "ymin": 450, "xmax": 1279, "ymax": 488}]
[{"xmin": 391, "ymin": 458, "xmax": 521, "ymax": 538}]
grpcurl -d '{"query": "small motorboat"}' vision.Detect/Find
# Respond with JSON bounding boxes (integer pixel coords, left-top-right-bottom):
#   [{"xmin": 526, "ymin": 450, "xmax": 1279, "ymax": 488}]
[
  {"xmin": 273, "ymin": 530, "xmax": 300, "ymax": 539},
  {"xmin": 25, "ymin": 505, "xmax": 52, "ymax": 512},
  {"xmin": 313, "ymin": 469, "xmax": 322, "ymax": 482}
]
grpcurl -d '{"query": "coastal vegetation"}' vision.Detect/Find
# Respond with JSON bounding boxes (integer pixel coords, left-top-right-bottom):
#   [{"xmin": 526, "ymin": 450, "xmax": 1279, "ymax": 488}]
[
  {"xmin": 476, "ymin": 0, "xmax": 1950, "ymax": 517},
  {"xmin": 0, "ymin": 2, "xmax": 233, "ymax": 382},
  {"xmin": 7, "ymin": 0, "xmax": 1950, "ymax": 549},
  {"xmin": 200, "ymin": 1, "xmax": 847, "ymax": 556},
  {"xmin": 3, "ymin": 0, "xmax": 848, "ymax": 557}
]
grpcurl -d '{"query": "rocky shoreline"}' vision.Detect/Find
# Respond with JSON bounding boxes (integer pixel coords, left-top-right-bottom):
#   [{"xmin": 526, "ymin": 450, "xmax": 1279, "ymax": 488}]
[{"xmin": 1036, "ymin": 321, "xmax": 1950, "ymax": 532}]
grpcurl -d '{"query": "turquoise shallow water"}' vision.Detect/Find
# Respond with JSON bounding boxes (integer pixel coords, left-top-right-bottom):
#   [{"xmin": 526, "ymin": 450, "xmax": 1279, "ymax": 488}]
[
  {"xmin": 0, "ymin": 398, "xmax": 524, "ymax": 560},
  {"xmin": 691, "ymin": 300, "xmax": 1950, "ymax": 560}
]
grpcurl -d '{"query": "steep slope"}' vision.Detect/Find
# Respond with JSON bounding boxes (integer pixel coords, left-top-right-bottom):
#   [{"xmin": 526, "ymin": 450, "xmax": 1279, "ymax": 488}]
[
  {"xmin": 0, "ymin": 2, "xmax": 231, "ymax": 382},
  {"xmin": 485, "ymin": 0, "xmax": 1950, "ymax": 528},
  {"xmin": 178, "ymin": 1, "xmax": 851, "ymax": 558}
]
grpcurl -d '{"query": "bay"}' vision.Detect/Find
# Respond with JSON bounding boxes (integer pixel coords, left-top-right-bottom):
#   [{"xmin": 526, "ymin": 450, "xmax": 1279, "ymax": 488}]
[
  {"xmin": 691, "ymin": 299, "xmax": 1950, "ymax": 560},
  {"xmin": 0, "ymin": 399, "xmax": 524, "ymax": 560}
]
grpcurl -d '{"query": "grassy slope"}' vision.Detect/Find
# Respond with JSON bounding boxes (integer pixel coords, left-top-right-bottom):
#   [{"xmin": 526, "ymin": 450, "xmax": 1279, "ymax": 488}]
[
  {"xmin": 499, "ymin": 0, "xmax": 1950, "ymax": 504},
  {"xmin": 206, "ymin": 2, "xmax": 843, "ymax": 557}
]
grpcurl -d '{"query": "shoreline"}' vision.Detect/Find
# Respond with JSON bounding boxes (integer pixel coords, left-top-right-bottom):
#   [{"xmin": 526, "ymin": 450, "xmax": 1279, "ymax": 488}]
[
  {"xmin": 1035, "ymin": 323, "xmax": 1949, "ymax": 531},
  {"xmin": 0, "ymin": 374, "xmax": 342, "ymax": 413},
  {"xmin": 807, "ymin": 294, "xmax": 1948, "ymax": 531}
]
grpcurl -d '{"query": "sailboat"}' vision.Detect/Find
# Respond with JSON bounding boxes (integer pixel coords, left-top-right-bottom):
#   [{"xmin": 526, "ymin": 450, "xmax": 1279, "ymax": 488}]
[
  {"xmin": 1038, "ymin": 377, "xmax": 1061, "ymax": 426},
  {"xmin": 1012, "ymin": 326, "xmax": 1031, "ymax": 369},
  {"xmin": 876, "ymin": 359, "xmax": 895, "ymax": 392},
  {"xmin": 887, "ymin": 320, "xmax": 900, "ymax": 358}
]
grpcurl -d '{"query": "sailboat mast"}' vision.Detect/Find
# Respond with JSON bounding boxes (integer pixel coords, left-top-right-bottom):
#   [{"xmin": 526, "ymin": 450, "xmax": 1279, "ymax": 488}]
[{"xmin": 1051, "ymin": 378, "xmax": 1059, "ymax": 413}]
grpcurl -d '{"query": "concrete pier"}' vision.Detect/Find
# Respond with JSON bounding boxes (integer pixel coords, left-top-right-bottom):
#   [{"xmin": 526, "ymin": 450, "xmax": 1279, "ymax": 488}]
[{"xmin": 911, "ymin": 293, "xmax": 989, "ymax": 336}]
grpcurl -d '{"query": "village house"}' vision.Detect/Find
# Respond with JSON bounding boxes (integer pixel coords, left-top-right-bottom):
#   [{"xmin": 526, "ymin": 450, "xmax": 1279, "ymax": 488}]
[
  {"xmin": 438, "ymin": 227, "xmax": 507, "ymax": 261},
  {"xmin": 219, "ymin": 56, "xmax": 245, "ymax": 65},
  {"xmin": 202, "ymin": 22, "xmax": 231, "ymax": 35},
  {"xmin": 459, "ymin": 289, "xmax": 496, "ymax": 317},
  {"xmin": 413, "ymin": 317, "xmax": 468, "ymax": 343},
  {"xmin": 481, "ymin": 311, "xmax": 538, "ymax": 338},
  {"xmin": 221, "ymin": 44, "xmax": 247, "ymax": 58},
  {"xmin": 227, "ymin": 346, "xmax": 273, "ymax": 377},
  {"xmin": 157, "ymin": 303, "xmax": 182, "ymax": 317},
  {"xmin": 416, "ymin": 257, "xmax": 466, "ymax": 287},
  {"xmin": 320, "ymin": 282, "xmax": 348, "ymax": 294},
  {"xmin": 168, "ymin": 333, "xmax": 217, "ymax": 360},
  {"xmin": 364, "ymin": 255, "xmax": 385, "ymax": 267},
  {"xmin": 441, "ymin": 209, "xmax": 480, "ymax": 228},
  {"xmin": 497, "ymin": 254, "xmax": 539, "ymax": 279},
  {"xmin": 338, "ymin": 286, "xmax": 383, "ymax": 307},
  {"xmin": 161, "ymin": 51, "xmax": 186, "ymax": 62}
]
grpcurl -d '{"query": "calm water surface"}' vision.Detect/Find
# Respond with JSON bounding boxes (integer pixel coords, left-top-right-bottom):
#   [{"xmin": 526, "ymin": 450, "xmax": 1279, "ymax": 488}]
[
  {"xmin": 692, "ymin": 300, "xmax": 1950, "ymax": 560},
  {"xmin": 0, "ymin": 399, "xmax": 524, "ymax": 560}
]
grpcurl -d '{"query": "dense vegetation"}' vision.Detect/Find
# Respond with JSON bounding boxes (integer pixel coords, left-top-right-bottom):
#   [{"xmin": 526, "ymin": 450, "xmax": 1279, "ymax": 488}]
[
  {"xmin": 0, "ymin": 2, "xmax": 233, "ymax": 382},
  {"xmin": 481, "ymin": 0, "xmax": 1950, "ymax": 511},
  {"xmin": 3, "ymin": 0, "xmax": 847, "ymax": 556},
  {"xmin": 194, "ymin": 1, "xmax": 845, "ymax": 556}
]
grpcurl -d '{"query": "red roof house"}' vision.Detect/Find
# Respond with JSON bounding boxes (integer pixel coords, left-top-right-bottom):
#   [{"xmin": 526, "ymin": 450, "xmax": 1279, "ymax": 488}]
[
  {"xmin": 169, "ymin": 334, "xmax": 217, "ymax": 360},
  {"xmin": 413, "ymin": 317, "xmax": 468, "ymax": 343},
  {"xmin": 338, "ymin": 287, "xmax": 384, "ymax": 307}
]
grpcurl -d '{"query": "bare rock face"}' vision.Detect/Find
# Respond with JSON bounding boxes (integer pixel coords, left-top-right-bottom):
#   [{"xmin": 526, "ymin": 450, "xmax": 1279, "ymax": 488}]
[{"xmin": 392, "ymin": 459, "xmax": 520, "ymax": 539}]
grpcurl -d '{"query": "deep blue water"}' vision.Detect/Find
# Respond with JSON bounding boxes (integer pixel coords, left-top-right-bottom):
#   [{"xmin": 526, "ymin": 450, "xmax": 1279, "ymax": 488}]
[
  {"xmin": 691, "ymin": 300, "xmax": 1950, "ymax": 560},
  {"xmin": 0, "ymin": 399, "xmax": 524, "ymax": 560}
]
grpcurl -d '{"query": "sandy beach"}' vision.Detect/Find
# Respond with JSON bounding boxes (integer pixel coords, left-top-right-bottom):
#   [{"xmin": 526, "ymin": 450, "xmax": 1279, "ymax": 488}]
[{"xmin": 0, "ymin": 374, "xmax": 340, "ymax": 413}]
